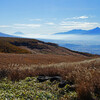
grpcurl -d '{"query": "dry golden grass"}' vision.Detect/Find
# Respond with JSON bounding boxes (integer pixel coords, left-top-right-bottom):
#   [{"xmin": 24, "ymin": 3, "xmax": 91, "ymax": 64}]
[
  {"xmin": 0, "ymin": 53, "xmax": 100, "ymax": 99},
  {"xmin": 0, "ymin": 53, "xmax": 90, "ymax": 66}
]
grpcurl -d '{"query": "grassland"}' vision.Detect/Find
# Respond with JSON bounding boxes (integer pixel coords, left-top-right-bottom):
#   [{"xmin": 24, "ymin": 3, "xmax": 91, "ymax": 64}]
[
  {"xmin": 0, "ymin": 53, "xmax": 100, "ymax": 100},
  {"xmin": 0, "ymin": 37, "xmax": 100, "ymax": 100},
  {"xmin": 0, "ymin": 53, "xmax": 90, "ymax": 65}
]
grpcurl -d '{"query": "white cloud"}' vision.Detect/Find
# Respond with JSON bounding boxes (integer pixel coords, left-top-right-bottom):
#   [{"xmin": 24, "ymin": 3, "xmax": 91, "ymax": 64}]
[
  {"xmin": 0, "ymin": 24, "xmax": 41, "ymax": 29},
  {"xmin": 0, "ymin": 25, "xmax": 11, "ymax": 28},
  {"xmin": 59, "ymin": 21, "xmax": 99, "ymax": 31},
  {"xmin": 73, "ymin": 16, "xmax": 88, "ymax": 19},
  {"xmin": 45, "ymin": 22, "xmax": 55, "ymax": 25},
  {"xmin": 13, "ymin": 24, "xmax": 41, "ymax": 28},
  {"xmin": 29, "ymin": 19, "xmax": 42, "ymax": 21},
  {"xmin": 65, "ymin": 16, "xmax": 89, "ymax": 20}
]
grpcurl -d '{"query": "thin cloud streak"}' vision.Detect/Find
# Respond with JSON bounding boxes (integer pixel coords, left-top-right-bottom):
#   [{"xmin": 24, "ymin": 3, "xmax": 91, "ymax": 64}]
[
  {"xmin": 73, "ymin": 16, "xmax": 88, "ymax": 19},
  {"xmin": 45, "ymin": 22, "xmax": 55, "ymax": 25},
  {"xmin": 13, "ymin": 24, "xmax": 41, "ymax": 28},
  {"xmin": 58, "ymin": 21, "xmax": 100, "ymax": 31},
  {"xmin": 0, "ymin": 25, "xmax": 11, "ymax": 28},
  {"xmin": 64, "ymin": 16, "xmax": 89, "ymax": 20},
  {"xmin": 29, "ymin": 19, "xmax": 42, "ymax": 21}
]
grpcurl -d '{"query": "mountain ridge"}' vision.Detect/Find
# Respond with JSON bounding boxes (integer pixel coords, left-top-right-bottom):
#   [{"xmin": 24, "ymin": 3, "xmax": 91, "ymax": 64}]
[
  {"xmin": 0, "ymin": 32, "xmax": 14, "ymax": 37},
  {"xmin": 0, "ymin": 27, "xmax": 100, "ymax": 38},
  {"xmin": 54, "ymin": 27, "xmax": 100, "ymax": 35},
  {"xmin": 13, "ymin": 32, "xmax": 24, "ymax": 35}
]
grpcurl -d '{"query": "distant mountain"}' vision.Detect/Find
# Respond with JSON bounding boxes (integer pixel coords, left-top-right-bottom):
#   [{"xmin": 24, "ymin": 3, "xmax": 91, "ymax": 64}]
[
  {"xmin": 86, "ymin": 27, "xmax": 100, "ymax": 35},
  {"xmin": 55, "ymin": 29, "xmax": 87, "ymax": 35},
  {"xmin": 13, "ymin": 32, "xmax": 24, "ymax": 35},
  {"xmin": 54, "ymin": 27, "xmax": 100, "ymax": 35},
  {"xmin": 0, "ymin": 32, "xmax": 14, "ymax": 37}
]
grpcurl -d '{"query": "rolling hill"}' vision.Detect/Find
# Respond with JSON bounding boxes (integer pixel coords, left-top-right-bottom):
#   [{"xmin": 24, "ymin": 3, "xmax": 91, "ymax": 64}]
[{"xmin": 0, "ymin": 37, "xmax": 98, "ymax": 57}]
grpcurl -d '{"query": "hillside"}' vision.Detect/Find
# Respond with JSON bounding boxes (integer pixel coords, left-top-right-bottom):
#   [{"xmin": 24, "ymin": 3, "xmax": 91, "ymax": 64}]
[
  {"xmin": 0, "ymin": 37, "xmax": 100, "ymax": 100},
  {"xmin": 0, "ymin": 37, "xmax": 98, "ymax": 57}
]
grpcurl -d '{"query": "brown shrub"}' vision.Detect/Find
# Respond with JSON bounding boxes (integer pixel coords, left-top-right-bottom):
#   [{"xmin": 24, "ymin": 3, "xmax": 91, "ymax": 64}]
[
  {"xmin": 0, "ymin": 68, "xmax": 9, "ymax": 78},
  {"xmin": 77, "ymin": 82, "xmax": 94, "ymax": 100}
]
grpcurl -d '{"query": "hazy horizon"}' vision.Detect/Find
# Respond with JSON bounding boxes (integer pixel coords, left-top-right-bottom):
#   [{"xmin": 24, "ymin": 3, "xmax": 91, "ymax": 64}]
[{"xmin": 0, "ymin": 0, "xmax": 100, "ymax": 38}]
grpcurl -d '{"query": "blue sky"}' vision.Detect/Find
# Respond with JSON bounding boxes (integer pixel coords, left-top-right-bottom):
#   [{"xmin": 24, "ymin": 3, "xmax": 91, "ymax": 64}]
[{"xmin": 0, "ymin": 0, "xmax": 100, "ymax": 38}]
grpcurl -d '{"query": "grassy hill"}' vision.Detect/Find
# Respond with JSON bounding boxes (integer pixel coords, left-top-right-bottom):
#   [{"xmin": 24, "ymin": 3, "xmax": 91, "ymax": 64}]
[
  {"xmin": 0, "ymin": 37, "xmax": 99, "ymax": 58},
  {"xmin": 0, "ymin": 37, "xmax": 58, "ymax": 54},
  {"xmin": 0, "ymin": 40, "xmax": 31, "ymax": 54}
]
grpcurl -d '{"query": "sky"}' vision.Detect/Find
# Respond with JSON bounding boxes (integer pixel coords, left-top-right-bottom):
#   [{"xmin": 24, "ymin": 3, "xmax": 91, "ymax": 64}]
[{"xmin": 0, "ymin": 0, "xmax": 100, "ymax": 38}]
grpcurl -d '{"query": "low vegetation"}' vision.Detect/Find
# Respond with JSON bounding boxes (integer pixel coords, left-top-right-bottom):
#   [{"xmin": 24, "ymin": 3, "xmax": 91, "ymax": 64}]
[
  {"xmin": 0, "ymin": 57, "xmax": 100, "ymax": 100},
  {"xmin": 0, "ymin": 77, "xmax": 77, "ymax": 100},
  {"xmin": 0, "ymin": 37, "xmax": 100, "ymax": 99}
]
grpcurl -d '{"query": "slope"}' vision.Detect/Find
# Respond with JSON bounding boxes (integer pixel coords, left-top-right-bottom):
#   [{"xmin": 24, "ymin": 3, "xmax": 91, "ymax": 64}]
[{"xmin": 0, "ymin": 37, "xmax": 99, "ymax": 57}]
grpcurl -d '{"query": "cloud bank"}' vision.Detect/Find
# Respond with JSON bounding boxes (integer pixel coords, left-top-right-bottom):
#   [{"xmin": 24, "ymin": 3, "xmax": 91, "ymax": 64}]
[{"xmin": 0, "ymin": 15, "xmax": 100, "ymax": 36}]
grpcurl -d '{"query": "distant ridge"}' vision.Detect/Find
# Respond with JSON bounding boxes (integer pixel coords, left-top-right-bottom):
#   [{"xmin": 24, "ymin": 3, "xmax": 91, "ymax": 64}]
[
  {"xmin": 55, "ymin": 29, "xmax": 87, "ymax": 35},
  {"xmin": 13, "ymin": 32, "xmax": 24, "ymax": 35},
  {"xmin": 54, "ymin": 27, "xmax": 100, "ymax": 35},
  {"xmin": 0, "ymin": 32, "xmax": 14, "ymax": 37},
  {"xmin": 86, "ymin": 27, "xmax": 100, "ymax": 35}
]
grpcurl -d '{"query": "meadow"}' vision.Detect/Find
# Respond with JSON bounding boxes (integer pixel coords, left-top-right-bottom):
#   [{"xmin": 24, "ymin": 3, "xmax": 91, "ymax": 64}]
[{"xmin": 0, "ymin": 53, "xmax": 100, "ymax": 100}]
